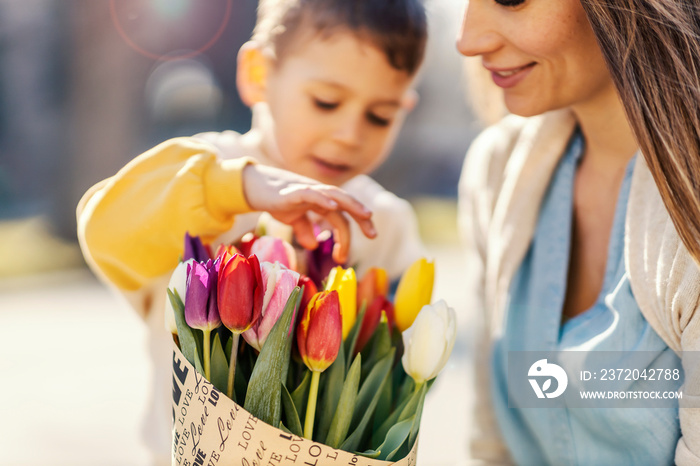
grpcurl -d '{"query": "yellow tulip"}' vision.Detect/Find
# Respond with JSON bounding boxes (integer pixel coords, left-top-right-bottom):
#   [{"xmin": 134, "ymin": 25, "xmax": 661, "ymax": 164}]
[
  {"xmin": 325, "ymin": 266, "xmax": 357, "ymax": 339},
  {"xmin": 394, "ymin": 258, "xmax": 435, "ymax": 332}
]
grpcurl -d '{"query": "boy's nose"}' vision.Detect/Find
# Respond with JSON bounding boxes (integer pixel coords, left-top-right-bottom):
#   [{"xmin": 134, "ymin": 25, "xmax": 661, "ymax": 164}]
[
  {"xmin": 332, "ymin": 115, "xmax": 362, "ymax": 148},
  {"xmin": 456, "ymin": 0, "xmax": 502, "ymax": 57}
]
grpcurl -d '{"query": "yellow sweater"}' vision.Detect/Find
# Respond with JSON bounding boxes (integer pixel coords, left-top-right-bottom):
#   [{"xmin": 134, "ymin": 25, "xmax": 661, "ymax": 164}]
[{"xmin": 77, "ymin": 137, "xmax": 253, "ymax": 294}]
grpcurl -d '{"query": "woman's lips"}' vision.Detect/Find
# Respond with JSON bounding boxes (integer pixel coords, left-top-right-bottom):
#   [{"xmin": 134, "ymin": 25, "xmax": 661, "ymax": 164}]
[{"xmin": 488, "ymin": 63, "xmax": 536, "ymax": 89}]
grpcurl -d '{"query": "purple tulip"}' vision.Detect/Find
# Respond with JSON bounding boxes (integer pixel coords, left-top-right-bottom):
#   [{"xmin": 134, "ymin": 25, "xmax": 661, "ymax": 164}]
[
  {"xmin": 243, "ymin": 261, "xmax": 300, "ymax": 351},
  {"xmin": 306, "ymin": 229, "xmax": 341, "ymax": 289},
  {"xmin": 184, "ymin": 259, "xmax": 221, "ymax": 332},
  {"xmin": 183, "ymin": 232, "xmax": 210, "ymax": 263}
]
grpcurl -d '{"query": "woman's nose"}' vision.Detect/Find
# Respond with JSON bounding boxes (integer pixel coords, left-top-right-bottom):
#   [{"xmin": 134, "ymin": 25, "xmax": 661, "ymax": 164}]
[{"xmin": 456, "ymin": 0, "xmax": 502, "ymax": 57}]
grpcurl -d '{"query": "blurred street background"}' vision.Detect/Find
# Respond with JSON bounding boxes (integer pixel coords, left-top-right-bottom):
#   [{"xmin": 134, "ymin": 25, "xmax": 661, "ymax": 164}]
[{"xmin": 0, "ymin": 1, "xmax": 484, "ymax": 464}]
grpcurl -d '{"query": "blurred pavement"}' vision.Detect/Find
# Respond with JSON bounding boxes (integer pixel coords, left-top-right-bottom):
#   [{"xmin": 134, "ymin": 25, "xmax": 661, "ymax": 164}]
[{"xmin": 0, "ymin": 202, "xmax": 476, "ymax": 465}]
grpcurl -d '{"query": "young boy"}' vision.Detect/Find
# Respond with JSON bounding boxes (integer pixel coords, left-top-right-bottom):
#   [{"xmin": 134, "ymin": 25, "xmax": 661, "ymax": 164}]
[{"xmin": 77, "ymin": 0, "xmax": 428, "ymax": 462}]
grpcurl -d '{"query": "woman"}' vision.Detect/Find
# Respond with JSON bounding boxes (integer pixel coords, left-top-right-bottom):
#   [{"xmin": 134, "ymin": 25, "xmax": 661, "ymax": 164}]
[{"xmin": 457, "ymin": 0, "xmax": 700, "ymax": 464}]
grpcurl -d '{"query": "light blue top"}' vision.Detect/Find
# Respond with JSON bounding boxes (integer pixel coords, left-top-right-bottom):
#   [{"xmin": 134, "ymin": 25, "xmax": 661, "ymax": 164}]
[{"xmin": 491, "ymin": 130, "xmax": 682, "ymax": 465}]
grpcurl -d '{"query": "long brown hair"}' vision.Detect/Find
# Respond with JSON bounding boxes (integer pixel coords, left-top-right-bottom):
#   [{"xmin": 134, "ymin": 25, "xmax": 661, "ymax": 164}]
[{"xmin": 581, "ymin": 0, "xmax": 700, "ymax": 264}]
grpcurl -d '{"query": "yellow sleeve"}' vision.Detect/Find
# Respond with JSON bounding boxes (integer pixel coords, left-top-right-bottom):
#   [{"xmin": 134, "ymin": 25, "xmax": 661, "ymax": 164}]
[{"xmin": 77, "ymin": 137, "xmax": 254, "ymax": 292}]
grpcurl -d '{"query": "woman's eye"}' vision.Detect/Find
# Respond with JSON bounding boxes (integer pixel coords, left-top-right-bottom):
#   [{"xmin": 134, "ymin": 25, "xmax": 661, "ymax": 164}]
[
  {"xmin": 494, "ymin": 0, "xmax": 525, "ymax": 6},
  {"xmin": 313, "ymin": 98, "xmax": 339, "ymax": 110},
  {"xmin": 366, "ymin": 112, "xmax": 391, "ymax": 127}
]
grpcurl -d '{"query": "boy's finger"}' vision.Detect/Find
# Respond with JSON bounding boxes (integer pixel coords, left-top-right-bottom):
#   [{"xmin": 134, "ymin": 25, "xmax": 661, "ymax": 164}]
[
  {"xmin": 323, "ymin": 211, "xmax": 351, "ymax": 264},
  {"xmin": 352, "ymin": 216, "xmax": 377, "ymax": 239},
  {"xmin": 288, "ymin": 186, "xmax": 339, "ymax": 210},
  {"xmin": 291, "ymin": 216, "xmax": 319, "ymax": 251},
  {"xmin": 318, "ymin": 187, "xmax": 372, "ymax": 219}
]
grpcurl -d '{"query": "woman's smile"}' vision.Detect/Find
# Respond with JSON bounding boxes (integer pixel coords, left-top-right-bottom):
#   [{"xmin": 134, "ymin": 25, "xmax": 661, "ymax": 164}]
[{"xmin": 486, "ymin": 62, "xmax": 536, "ymax": 88}]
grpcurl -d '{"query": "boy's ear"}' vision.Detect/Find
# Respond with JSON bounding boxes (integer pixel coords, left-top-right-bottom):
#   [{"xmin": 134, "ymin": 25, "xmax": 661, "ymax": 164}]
[
  {"xmin": 237, "ymin": 42, "xmax": 271, "ymax": 106},
  {"xmin": 401, "ymin": 89, "xmax": 419, "ymax": 112}
]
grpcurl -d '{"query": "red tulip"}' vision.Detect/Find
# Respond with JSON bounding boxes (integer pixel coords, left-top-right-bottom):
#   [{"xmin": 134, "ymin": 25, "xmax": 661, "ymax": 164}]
[
  {"xmin": 297, "ymin": 290, "xmax": 342, "ymax": 373},
  {"xmin": 217, "ymin": 253, "xmax": 263, "ymax": 333},
  {"xmin": 215, "ymin": 244, "xmax": 241, "ymax": 267},
  {"xmin": 355, "ymin": 296, "xmax": 395, "ymax": 354},
  {"xmin": 298, "ymin": 275, "xmax": 318, "ymax": 320}
]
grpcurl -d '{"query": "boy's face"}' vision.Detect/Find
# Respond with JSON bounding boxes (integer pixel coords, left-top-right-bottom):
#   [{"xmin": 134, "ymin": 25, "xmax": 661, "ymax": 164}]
[{"xmin": 259, "ymin": 31, "xmax": 416, "ymax": 186}]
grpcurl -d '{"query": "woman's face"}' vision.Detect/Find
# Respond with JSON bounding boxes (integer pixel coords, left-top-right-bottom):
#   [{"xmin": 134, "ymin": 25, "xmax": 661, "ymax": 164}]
[{"xmin": 457, "ymin": 0, "xmax": 615, "ymax": 117}]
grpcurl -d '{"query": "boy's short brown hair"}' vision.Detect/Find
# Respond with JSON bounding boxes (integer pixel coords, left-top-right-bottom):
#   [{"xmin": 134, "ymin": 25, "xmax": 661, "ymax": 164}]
[{"xmin": 252, "ymin": 0, "xmax": 427, "ymax": 75}]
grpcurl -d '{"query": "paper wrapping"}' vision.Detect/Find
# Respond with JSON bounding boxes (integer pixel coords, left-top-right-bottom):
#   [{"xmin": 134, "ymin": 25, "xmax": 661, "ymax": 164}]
[{"xmin": 171, "ymin": 345, "xmax": 418, "ymax": 466}]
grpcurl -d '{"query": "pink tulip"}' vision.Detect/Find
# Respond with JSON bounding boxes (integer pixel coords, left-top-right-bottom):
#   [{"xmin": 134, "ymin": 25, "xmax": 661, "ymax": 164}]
[
  {"xmin": 250, "ymin": 235, "xmax": 297, "ymax": 271},
  {"xmin": 242, "ymin": 261, "xmax": 300, "ymax": 351}
]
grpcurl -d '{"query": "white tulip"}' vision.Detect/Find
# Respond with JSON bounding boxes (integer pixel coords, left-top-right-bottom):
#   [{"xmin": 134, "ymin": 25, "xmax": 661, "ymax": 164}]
[
  {"xmin": 401, "ymin": 300, "xmax": 457, "ymax": 384},
  {"xmin": 165, "ymin": 259, "xmax": 194, "ymax": 334}
]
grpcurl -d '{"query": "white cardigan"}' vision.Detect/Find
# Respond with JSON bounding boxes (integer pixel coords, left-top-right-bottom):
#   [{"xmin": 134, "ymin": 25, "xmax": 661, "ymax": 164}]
[{"xmin": 458, "ymin": 109, "xmax": 700, "ymax": 465}]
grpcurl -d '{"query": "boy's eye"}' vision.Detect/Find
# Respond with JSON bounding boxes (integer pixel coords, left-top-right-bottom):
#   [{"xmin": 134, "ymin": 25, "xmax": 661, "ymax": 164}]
[
  {"xmin": 313, "ymin": 98, "xmax": 339, "ymax": 110},
  {"xmin": 366, "ymin": 112, "xmax": 391, "ymax": 127},
  {"xmin": 494, "ymin": 0, "xmax": 525, "ymax": 6}
]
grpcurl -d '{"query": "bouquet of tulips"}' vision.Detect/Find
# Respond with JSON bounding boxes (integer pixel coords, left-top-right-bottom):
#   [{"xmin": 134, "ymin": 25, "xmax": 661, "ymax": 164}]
[{"xmin": 166, "ymin": 232, "xmax": 456, "ymax": 465}]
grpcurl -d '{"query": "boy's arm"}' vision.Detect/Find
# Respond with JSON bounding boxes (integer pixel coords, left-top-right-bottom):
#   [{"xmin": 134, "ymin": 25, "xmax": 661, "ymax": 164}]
[
  {"xmin": 77, "ymin": 136, "xmax": 376, "ymax": 313},
  {"xmin": 77, "ymin": 137, "xmax": 254, "ymax": 294}
]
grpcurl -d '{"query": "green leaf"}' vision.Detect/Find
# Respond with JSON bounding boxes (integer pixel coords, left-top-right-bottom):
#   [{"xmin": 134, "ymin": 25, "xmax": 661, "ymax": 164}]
[
  {"xmin": 193, "ymin": 344, "xmax": 205, "ymax": 376},
  {"xmin": 407, "ymin": 383, "xmax": 428, "ymax": 455},
  {"xmin": 344, "ymin": 302, "xmax": 367, "ymax": 371},
  {"xmin": 291, "ymin": 370, "xmax": 311, "ymax": 421},
  {"xmin": 325, "ymin": 353, "xmax": 362, "ymax": 448},
  {"xmin": 244, "ymin": 287, "xmax": 301, "ymax": 426},
  {"xmin": 351, "ymin": 348, "xmax": 395, "ymax": 429},
  {"xmin": 225, "ymin": 334, "xmax": 233, "ymax": 362},
  {"xmin": 281, "ymin": 383, "xmax": 303, "ymax": 437},
  {"xmin": 361, "ymin": 317, "xmax": 391, "ymax": 381},
  {"xmin": 340, "ymin": 348, "xmax": 395, "ymax": 452},
  {"xmin": 380, "ymin": 417, "xmax": 414, "ymax": 461},
  {"xmin": 396, "ymin": 372, "xmax": 415, "ymax": 408},
  {"xmin": 373, "ymin": 369, "xmax": 393, "ymax": 433},
  {"xmin": 355, "ymin": 449, "xmax": 382, "ymax": 459},
  {"xmin": 210, "ymin": 333, "xmax": 229, "ymax": 395},
  {"xmin": 372, "ymin": 380, "xmax": 422, "ymax": 447},
  {"xmin": 316, "ymin": 339, "xmax": 346, "ymax": 436},
  {"xmin": 281, "ymin": 290, "xmax": 303, "ymax": 385},
  {"xmin": 278, "ymin": 422, "xmax": 292, "ymax": 434},
  {"xmin": 168, "ymin": 289, "xmax": 198, "ymax": 367}
]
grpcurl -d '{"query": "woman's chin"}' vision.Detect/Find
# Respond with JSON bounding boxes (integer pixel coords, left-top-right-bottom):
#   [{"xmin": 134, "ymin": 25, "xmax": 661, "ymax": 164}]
[{"xmin": 504, "ymin": 96, "xmax": 554, "ymax": 118}]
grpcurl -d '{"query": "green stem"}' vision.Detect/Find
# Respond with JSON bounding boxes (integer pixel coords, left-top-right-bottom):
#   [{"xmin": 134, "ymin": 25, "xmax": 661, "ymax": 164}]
[
  {"xmin": 227, "ymin": 332, "xmax": 241, "ymax": 401},
  {"xmin": 203, "ymin": 329, "xmax": 211, "ymax": 381},
  {"xmin": 414, "ymin": 380, "xmax": 425, "ymax": 394},
  {"xmin": 303, "ymin": 370, "xmax": 321, "ymax": 440}
]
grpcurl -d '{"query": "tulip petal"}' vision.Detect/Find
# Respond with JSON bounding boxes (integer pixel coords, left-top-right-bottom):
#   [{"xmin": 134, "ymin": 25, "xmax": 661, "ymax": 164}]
[
  {"xmin": 165, "ymin": 259, "xmax": 193, "ymax": 334},
  {"xmin": 304, "ymin": 292, "xmax": 342, "ymax": 371},
  {"xmin": 185, "ymin": 261, "xmax": 211, "ymax": 329},
  {"xmin": 402, "ymin": 304, "xmax": 449, "ymax": 384},
  {"xmin": 218, "ymin": 254, "xmax": 255, "ymax": 331}
]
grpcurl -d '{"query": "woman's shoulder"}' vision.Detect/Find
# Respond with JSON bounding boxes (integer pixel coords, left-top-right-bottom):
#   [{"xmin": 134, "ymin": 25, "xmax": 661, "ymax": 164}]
[{"xmin": 627, "ymin": 157, "xmax": 700, "ymax": 352}]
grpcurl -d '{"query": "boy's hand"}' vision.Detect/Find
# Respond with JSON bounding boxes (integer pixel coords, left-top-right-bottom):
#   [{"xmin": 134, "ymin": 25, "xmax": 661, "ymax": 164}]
[{"xmin": 242, "ymin": 164, "xmax": 376, "ymax": 264}]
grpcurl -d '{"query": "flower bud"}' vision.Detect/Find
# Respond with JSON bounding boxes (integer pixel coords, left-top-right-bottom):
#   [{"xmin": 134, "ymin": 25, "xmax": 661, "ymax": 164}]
[
  {"xmin": 401, "ymin": 300, "xmax": 456, "ymax": 384},
  {"xmin": 297, "ymin": 290, "xmax": 342, "ymax": 372},
  {"xmin": 218, "ymin": 254, "xmax": 263, "ymax": 333},
  {"xmin": 184, "ymin": 259, "xmax": 221, "ymax": 332},
  {"xmin": 325, "ymin": 266, "xmax": 357, "ymax": 340},
  {"xmin": 394, "ymin": 258, "xmax": 434, "ymax": 332},
  {"xmin": 242, "ymin": 261, "xmax": 300, "ymax": 351},
  {"xmin": 165, "ymin": 259, "xmax": 194, "ymax": 334}
]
